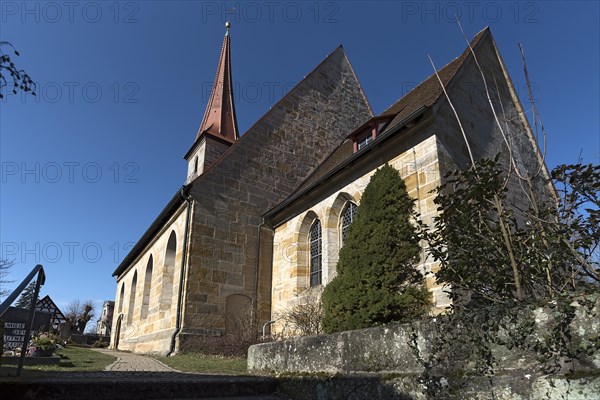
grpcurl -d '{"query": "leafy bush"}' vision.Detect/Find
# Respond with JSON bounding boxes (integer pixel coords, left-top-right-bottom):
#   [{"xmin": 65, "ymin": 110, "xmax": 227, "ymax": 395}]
[{"xmin": 426, "ymin": 157, "xmax": 599, "ymax": 304}]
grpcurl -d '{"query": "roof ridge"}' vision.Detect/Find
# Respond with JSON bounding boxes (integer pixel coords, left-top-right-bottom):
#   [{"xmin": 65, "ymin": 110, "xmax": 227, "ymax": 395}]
[
  {"xmin": 280, "ymin": 28, "xmax": 492, "ymax": 200},
  {"xmin": 340, "ymin": 46, "xmax": 375, "ymax": 117},
  {"xmin": 381, "ymin": 27, "xmax": 489, "ymax": 117},
  {"xmin": 187, "ymin": 46, "xmax": 351, "ymax": 184}
]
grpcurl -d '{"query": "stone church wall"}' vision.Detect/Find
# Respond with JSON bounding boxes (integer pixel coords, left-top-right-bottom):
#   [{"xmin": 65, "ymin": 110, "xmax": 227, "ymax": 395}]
[
  {"xmin": 177, "ymin": 48, "xmax": 373, "ymax": 349},
  {"xmin": 270, "ymin": 126, "xmax": 448, "ymax": 335},
  {"xmin": 111, "ymin": 204, "xmax": 188, "ymax": 354},
  {"xmin": 434, "ymin": 32, "xmax": 553, "ymax": 212},
  {"xmin": 268, "ymin": 33, "xmax": 554, "ymax": 335}
]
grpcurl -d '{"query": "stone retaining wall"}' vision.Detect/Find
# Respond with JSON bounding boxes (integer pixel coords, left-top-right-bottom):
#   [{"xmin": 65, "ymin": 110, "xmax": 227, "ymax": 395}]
[
  {"xmin": 249, "ymin": 297, "xmax": 600, "ymax": 399},
  {"xmin": 0, "ymin": 319, "xmax": 4, "ymax": 365}
]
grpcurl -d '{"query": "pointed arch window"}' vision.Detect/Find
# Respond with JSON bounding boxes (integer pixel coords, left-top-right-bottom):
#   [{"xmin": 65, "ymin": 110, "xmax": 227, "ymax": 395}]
[
  {"xmin": 161, "ymin": 231, "xmax": 177, "ymax": 309},
  {"xmin": 127, "ymin": 272, "xmax": 137, "ymax": 324},
  {"xmin": 118, "ymin": 283, "xmax": 125, "ymax": 314},
  {"xmin": 309, "ymin": 219, "xmax": 322, "ymax": 286},
  {"xmin": 340, "ymin": 202, "xmax": 358, "ymax": 245},
  {"xmin": 141, "ymin": 255, "xmax": 153, "ymax": 319}
]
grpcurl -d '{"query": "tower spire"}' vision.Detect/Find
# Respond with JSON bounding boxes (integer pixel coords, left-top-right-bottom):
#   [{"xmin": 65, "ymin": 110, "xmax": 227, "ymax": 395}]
[
  {"xmin": 196, "ymin": 21, "xmax": 239, "ymax": 144},
  {"xmin": 184, "ymin": 22, "xmax": 239, "ymax": 182}
]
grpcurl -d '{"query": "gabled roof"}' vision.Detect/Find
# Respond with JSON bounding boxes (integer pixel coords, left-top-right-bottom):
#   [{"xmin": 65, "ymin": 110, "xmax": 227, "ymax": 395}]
[
  {"xmin": 286, "ymin": 27, "xmax": 489, "ymax": 196},
  {"xmin": 380, "ymin": 27, "xmax": 487, "ymax": 130},
  {"xmin": 185, "ymin": 45, "xmax": 372, "ymax": 187},
  {"xmin": 113, "ymin": 45, "xmax": 372, "ymax": 278},
  {"xmin": 36, "ymin": 295, "xmax": 67, "ymax": 329}
]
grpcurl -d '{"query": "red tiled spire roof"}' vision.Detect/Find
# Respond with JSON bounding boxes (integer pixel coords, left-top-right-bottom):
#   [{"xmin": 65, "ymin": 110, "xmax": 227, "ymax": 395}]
[{"xmin": 196, "ymin": 23, "xmax": 239, "ymax": 144}]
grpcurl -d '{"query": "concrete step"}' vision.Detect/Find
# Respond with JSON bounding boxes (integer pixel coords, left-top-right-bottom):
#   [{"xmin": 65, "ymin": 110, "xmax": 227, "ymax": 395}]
[{"xmin": 0, "ymin": 374, "xmax": 282, "ymax": 400}]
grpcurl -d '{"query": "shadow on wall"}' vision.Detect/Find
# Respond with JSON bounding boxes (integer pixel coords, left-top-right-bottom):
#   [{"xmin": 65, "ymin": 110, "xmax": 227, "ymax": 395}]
[{"xmin": 277, "ymin": 375, "xmax": 417, "ymax": 400}]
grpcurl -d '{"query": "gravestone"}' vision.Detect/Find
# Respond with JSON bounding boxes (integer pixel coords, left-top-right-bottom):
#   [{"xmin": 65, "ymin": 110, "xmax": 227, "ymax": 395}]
[
  {"xmin": 58, "ymin": 322, "xmax": 71, "ymax": 343},
  {"xmin": 2, "ymin": 306, "xmax": 52, "ymax": 350}
]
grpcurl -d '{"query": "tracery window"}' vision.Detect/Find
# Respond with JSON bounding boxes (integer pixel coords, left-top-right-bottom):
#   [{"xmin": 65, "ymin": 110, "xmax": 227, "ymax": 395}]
[
  {"xmin": 340, "ymin": 202, "xmax": 358, "ymax": 245},
  {"xmin": 309, "ymin": 219, "xmax": 322, "ymax": 286}
]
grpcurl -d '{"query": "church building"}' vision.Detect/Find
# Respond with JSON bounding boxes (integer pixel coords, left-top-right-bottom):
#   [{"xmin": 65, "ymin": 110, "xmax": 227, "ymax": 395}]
[
  {"xmin": 110, "ymin": 23, "xmax": 372, "ymax": 353},
  {"xmin": 111, "ymin": 26, "xmax": 549, "ymax": 353}
]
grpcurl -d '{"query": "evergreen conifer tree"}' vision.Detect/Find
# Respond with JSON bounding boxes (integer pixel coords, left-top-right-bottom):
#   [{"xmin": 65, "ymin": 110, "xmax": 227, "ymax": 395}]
[
  {"xmin": 15, "ymin": 282, "xmax": 39, "ymax": 309},
  {"xmin": 322, "ymin": 164, "xmax": 430, "ymax": 333}
]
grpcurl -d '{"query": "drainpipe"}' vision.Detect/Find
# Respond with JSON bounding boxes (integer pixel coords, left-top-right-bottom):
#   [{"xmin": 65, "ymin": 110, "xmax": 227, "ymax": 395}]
[
  {"xmin": 254, "ymin": 219, "xmax": 273, "ymax": 326},
  {"xmin": 167, "ymin": 187, "xmax": 193, "ymax": 356},
  {"xmin": 412, "ymin": 148, "xmax": 426, "ymax": 266},
  {"xmin": 253, "ymin": 220, "xmax": 265, "ymax": 322}
]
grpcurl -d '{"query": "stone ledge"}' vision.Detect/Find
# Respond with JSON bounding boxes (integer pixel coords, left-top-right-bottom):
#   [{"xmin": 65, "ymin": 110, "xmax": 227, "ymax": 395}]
[
  {"xmin": 249, "ymin": 297, "xmax": 600, "ymax": 375},
  {"xmin": 249, "ymin": 296, "xmax": 600, "ymax": 399},
  {"xmin": 1, "ymin": 355, "xmax": 61, "ymax": 366},
  {"xmin": 274, "ymin": 372, "xmax": 600, "ymax": 400},
  {"xmin": 0, "ymin": 375, "xmax": 278, "ymax": 400}
]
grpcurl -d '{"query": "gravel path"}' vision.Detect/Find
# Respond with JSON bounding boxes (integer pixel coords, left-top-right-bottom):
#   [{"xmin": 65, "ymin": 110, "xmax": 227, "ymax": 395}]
[{"xmin": 92, "ymin": 348, "xmax": 178, "ymax": 372}]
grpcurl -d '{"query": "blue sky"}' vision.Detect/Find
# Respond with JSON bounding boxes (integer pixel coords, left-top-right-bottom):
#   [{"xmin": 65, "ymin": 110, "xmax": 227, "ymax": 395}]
[{"xmin": 1, "ymin": 1, "xmax": 598, "ymax": 317}]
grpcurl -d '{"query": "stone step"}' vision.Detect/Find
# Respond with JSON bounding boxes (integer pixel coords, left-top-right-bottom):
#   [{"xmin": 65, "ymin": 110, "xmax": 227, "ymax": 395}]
[
  {"xmin": 0, "ymin": 375, "xmax": 282, "ymax": 400},
  {"xmin": 170, "ymin": 397, "xmax": 286, "ymax": 400}
]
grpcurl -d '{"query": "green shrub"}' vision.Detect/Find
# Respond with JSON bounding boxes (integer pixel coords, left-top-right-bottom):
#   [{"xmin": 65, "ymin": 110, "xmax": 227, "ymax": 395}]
[
  {"xmin": 33, "ymin": 337, "xmax": 55, "ymax": 352},
  {"xmin": 322, "ymin": 164, "xmax": 430, "ymax": 333}
]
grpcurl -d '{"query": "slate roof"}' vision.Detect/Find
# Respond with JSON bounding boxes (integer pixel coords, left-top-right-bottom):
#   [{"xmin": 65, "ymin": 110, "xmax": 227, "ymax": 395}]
[{"xmin": 289, "ymin": 27, "xmax": 489, "ymax": 195}]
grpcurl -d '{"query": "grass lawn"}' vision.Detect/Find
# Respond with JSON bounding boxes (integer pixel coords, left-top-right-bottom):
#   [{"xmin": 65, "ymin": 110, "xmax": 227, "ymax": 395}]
[
  {"xmin": 155, "ymin": 353, "xmax": 248, "ymax": 375},
  {"xmin": 0, "ymin": 346, "xmax": 116, "ymax": 377}
]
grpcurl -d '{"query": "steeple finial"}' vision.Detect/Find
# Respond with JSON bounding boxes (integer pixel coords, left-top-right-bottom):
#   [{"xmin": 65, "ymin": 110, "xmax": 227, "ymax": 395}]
[{"xmin": 194, "ymin": 22, "xmax": 239, "ymax": 144}]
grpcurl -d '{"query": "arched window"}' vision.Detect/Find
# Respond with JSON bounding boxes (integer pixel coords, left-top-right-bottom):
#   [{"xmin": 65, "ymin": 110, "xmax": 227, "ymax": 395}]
[
  {"xmin": 161, "ymin": 231, "xmax": 177, "ymax": 309},
  {"xmin": 309, "ymin": 219, "xmax": 322, "ymax": 286},
  {"xmin": 141, "ymin": 255, "xmax": 153, "ymax": 319},
  {"xmin": 194, "ymin": 157, "xmax": 199, "ymax": 174},
  {"xmin": 127, "ymin": 271, "xmax": 137, "ymax": 324},
  {"xmin": 340, "ymin": 202, "xmax": 358, "ymax": 245},
  {"xmin": 118, "ymin": 283, "xmax": 125, "ymax": 313}
]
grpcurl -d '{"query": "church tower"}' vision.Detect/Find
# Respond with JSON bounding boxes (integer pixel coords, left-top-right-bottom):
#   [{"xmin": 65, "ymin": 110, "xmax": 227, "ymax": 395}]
[{"xmin": 184, "ymin": 22, "xmax": 239, "ymax": 183}]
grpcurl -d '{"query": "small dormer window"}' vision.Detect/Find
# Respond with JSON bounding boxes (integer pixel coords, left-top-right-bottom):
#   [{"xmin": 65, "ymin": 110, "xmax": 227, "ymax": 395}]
[
  {"xmin": 349, "ymin": 116, "xmax": 393, "ymax": 154},
  {"xmin": 356, "ymin": 132, "xmax": 374, "ymax": 151}
]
